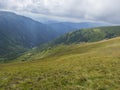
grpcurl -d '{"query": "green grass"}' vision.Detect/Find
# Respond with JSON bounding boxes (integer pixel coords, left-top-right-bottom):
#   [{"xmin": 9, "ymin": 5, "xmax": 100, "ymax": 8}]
[{"xmin": 0, "ymin": 37, "xmax": 120, "ymax": 90}]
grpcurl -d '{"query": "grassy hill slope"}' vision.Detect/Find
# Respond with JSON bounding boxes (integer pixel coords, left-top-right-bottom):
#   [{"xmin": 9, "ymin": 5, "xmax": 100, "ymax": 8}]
[{"xmin": 0, "ymin": 37, "xmax": 120, "ymax": 90}]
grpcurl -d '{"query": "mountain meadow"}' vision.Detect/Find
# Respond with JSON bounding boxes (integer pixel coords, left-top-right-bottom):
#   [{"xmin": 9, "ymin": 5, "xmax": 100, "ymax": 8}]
[
  {"xmin": 0, "ymin": 11, "xmax": 120, "ymax": 90},
  {"xmin": 0, "ymin": 36, "xmax": 120, "ymax": 90}
]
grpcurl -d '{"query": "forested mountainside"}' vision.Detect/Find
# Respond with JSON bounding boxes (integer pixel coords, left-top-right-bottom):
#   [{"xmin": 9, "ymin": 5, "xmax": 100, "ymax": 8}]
[
  {"xmin": 0, "ymin": 11, "xmax": 58, "ymax": 61},
  {"xmin": 53, "ymin": 26, "xmax": 120, "ymax": 44}
]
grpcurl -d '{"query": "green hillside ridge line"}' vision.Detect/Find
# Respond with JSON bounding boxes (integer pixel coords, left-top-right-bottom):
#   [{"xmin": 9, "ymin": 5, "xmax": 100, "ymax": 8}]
[
  {"xmin": 14, "ymin": 36, "xmax": 120, "ymax": 62},
  {"xmin": 53, "ymin": 26, "xmax": 120, "ymax": 44}
]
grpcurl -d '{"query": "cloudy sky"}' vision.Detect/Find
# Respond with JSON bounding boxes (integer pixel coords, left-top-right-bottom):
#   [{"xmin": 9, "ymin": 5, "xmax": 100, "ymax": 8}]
[{"xmin": 0, "ymin": 0, "xmax": 120, "ymax": 24}]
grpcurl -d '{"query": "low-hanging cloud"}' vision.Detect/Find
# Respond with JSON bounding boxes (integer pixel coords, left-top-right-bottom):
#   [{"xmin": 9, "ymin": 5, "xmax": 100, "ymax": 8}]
[{"xmin": 0, "ymin": 0, "xmax": 120, "ymax": 24}]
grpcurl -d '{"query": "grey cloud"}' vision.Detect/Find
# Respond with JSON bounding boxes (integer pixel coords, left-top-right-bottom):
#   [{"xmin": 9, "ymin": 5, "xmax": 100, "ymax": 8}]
[{"xmin": 0, "ymin": 0, "xmax": 120, "ymax": 24}]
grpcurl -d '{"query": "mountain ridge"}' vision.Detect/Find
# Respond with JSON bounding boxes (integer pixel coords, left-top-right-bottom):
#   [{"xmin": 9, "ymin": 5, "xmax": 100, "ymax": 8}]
[
  {"xmin": 0, "ymin": 11, "xmax": 58, "ymax": 61},
  {"xmin": 47, "ymin": 22, "xmax": 110, "ymax": 35},
  {"xmin": 53, "ymin": 26, "xmax": 120, "ymax": 45}
]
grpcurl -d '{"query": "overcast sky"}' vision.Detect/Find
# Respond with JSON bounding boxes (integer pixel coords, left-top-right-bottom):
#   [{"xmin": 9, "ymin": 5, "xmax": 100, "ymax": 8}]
[{"xmin": 0, "ymin": 0, "xmax": 120, "ymax": 24}]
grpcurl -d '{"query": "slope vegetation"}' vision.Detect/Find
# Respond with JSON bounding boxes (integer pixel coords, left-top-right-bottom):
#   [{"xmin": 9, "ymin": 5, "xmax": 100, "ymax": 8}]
[
  {"xmin": 0, "ymin": 37, "xmax": 120, "ymax": 90},
  {"xmin": 53, "ymin": 26, "xmax": 120, "ymax": 44}
]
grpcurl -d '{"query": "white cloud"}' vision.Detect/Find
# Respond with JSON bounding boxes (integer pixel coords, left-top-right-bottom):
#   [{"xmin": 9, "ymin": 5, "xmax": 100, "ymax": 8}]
[{"xmin": 0, "ymin": 0, "xmax": 120, "ymax": 24}]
